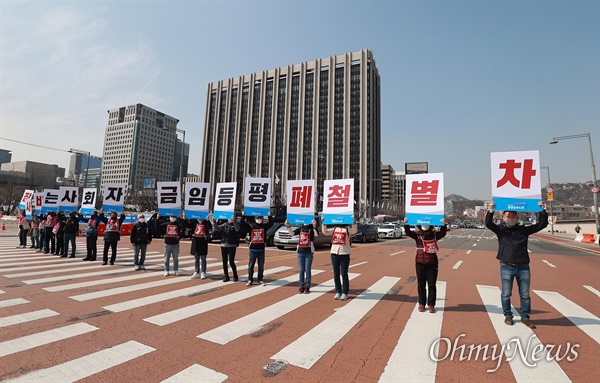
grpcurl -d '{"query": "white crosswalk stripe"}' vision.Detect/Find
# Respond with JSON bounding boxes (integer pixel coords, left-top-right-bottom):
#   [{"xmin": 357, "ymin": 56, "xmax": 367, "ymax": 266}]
[
  {"xmin": 161, "ymin": 364, "xmax": 228, "ymax": 383},
  {"xmin": 476, "ymin": 285, "xmax": 571, "ymax": 382},
  {"xmin": 145, "ymin": 268, "xmax": 314, "ymax": 327},
  {"xmin": 104, "ymin": 266, "xmax": 293, "ymax": 313},
  {"xmin": 3, "ymin": 340, "xmax": 155, "ymax": 383},
  {"xmin": 0, "ymin": 322, "xmax": 98, "ymax": 357},
  {"xmin": 379, "ymin": 281, "xmax": 446, "ymax": 382},
  {"xmin": 198, "ymin": 273, "xmax": 358, "ymax": 344},
  {"xmin": 270, "ymin": 276, "xmax": 400, "ymax": 370},
  {"xmin": 0, "ymin": 309, "xmax": 60, "ymax": 328},
  {"xmin": 0, "ymin": 298, "xmax": 30, "ymax": 308},
  {"xmin": 534, "ymin": 290, "xmax": 600, "ymax": 344}
]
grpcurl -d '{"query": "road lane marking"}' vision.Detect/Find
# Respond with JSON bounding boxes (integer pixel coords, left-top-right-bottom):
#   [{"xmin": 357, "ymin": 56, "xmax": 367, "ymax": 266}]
[
  {"xmin": 3, "ymin": 340, "xmax": 155, "ymax": 383},
  {"xmin": 198, "ymin": 273, "xmax": 360, "ymax": 344},
  {"xmin": 0, "ymin": 290, "xmax": 5, "ymax": 294},
  {"xmin": 161, "ymin": 364, "xmax": 227, "ymax": 383},
  {"xmin": 389, "ymin": 251, "xmax": 405, "ymax": 256},
  {"xmin": 104, "ymin": 266, "xmax": 293, "ymax": 313},
  {"xmin": 452, "ymin": 261, "xmax": 463, "ymax": 269},
  {"xmin": 534, "ymin": 290, "xmax": 600, "ymax": 344},
  {"xmin": 584, "ymin": 285, "xmax": 600, "ymax": 298},
  {"xmin": 145, "ymin": 268, "xmax": 313, "ymax": 326},
  {"xmin": 0, "ymin": 251, "xmax": 163, "ymax": 269},
  {"xmin": 0, "ymin": 298, "xmax": 30, "ymax": 308},
  {"xmin": 466, "ymin": 250, "xmax": 472, "ymax": 254},
  {"xmin": 0, "ymin": 309, "xmax": 60, "ymax": 328},
  {"xmin": 542, "ymin": 260, "xmax": 556, "ymax": 268},
  {"xmin": 349, "ymin": 261, "xmax": 368, "ymax": 268},
  {"xmin": 379, "ymin": 281, "xmax": 446, "ymax": 382},
  {"xmin": 476, "ymin": 285, "xmax": 570, "ymax": 382},
  {"xmin": 472, "ymin": 243, "xmax": 477, "ymax": 247},
  {"xmin": 0, "ymin": 322, "xmax": 98, "ymax": 357},
  {"xmin": 271, "ymin": 276, "xmax": 400, "ymax": 370}
]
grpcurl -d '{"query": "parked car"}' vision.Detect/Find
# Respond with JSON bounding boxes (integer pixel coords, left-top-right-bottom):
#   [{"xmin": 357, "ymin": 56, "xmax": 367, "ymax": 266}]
[
  {"xmin": 273, "ymin": 224, "xmax": 333, "ymax": 250},
  {"xmin": 352, "ymin": 224, "xmax": 379, "ymax": 243},
  {"xmin": 377, "ymin": 224, "xmax": 403, "ymax": 239}
]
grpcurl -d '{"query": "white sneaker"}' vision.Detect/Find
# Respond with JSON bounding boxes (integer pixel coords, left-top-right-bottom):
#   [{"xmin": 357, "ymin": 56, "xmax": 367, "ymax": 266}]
[
  {"xmin": 246, "ymin": 280, "xmax": 253, "ymax": 286},
  {"xmin": 191, "ymin": 272, "xmax": 200, "ymax": 279},
  {"xmin": 259, "ymin": 280, "xmax": 267, "ymax": 286},
  {"xmin": 340, "ymin": 294, "xmax": 348, "ymax": 301},
  {"xmin": 200, "ymin": 272, "xmax": 206, "ymax": 279},
  {"xmin": 134, "ymin": 266, "xmax": 140, "ymax": 271},
  {"xmin": 164, "ymin": 271, "xmax": 169, "ymax": 277},
  {"xmin": 174, "ymin": 271, "xmax": 180, "ymax": 276},
  {"xmin": 334, "ymin": 293, "xmax": 341, "ymax": 300}
]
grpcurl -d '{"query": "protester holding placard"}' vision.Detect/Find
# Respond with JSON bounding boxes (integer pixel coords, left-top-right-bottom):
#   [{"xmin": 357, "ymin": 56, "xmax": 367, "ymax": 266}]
[
  {"xmin": 63, "ymin": 212, "xmax": 80, "ymax": 258},
  {"xmin": 81, "ymin": 211, "xmax": 101, "ymax": 261},
  {"xmin": 404, "ymin": 217, "xmax": 447, "ymax": 313},
  {"xmin": 187, "ymin": 217, "xmax": 213, "ymax": 280},
  {"xmin": 322, "ymin": 218, "xmax": 357, "ymax": 300},
  {"xmin": 37, "ymin": 214, "xmax": 46, "ymax": 252},
  {"xmin": 130, "ymin": 214, "xmax": 153, "ymax": 271},
  {"xmin": 16, "ymin": 212, "xmax": 29, "ymax": 248},
  {"xmin": 100, "ymin": 211, "xmax": 126, "ymax": 265},
  {"xmin": 485, "ymin": 201, "xmax": 548, "ymax": 329},
  {"xmin": 214, "ymin": 216, "xmax": 240, "ymax": 282},
  {"xmin": 240, "ymin": 211, "xmax": 274, "ymax": 286},
  {"xmin": 43, "ymin": 212, "xmax": 58, "ymax": 254},
  {"xmin": 286, "ymin": 219, "xmax": 319, "ymax": 294},
  {"xmin": 156, "ymin": 213, "xmax": 184, "ymax": 276},
  {"xmin": 29, "ymin": 214, "xmax": 40, "ymax": 249},
  {"xmin": 54, "ymin": 214, "xmax": 66, "ymax": 257}
]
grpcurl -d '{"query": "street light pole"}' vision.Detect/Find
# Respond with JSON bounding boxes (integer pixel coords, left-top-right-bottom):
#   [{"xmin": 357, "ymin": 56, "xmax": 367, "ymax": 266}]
[
  {"xmin": 163, "ymin": 127, "xmax": 186, "ymax": 208},
  {"xmin": 69, "ymin": 148, "xmax": 91, "ymax": 189},
  {"xmin": 540, "ymin": 166, "xmax": 554, "ymax": 235},
  {"xmin": 550, "ymin": 133, "xmax": 599, "ymax": 233}
]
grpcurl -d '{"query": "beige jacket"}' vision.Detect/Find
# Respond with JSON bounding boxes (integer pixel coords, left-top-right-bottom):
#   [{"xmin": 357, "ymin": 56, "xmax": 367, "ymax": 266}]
[{"xmin": 322, "ymin": 224, "xmax": 357, "ymax": 255}]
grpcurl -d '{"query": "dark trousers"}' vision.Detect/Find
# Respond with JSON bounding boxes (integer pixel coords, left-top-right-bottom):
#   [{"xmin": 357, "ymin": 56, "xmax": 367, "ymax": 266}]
[
  {"xmin": 416, "ymin": 263, "xmax": 439, "ymax": 306},
  {"xmin": 19, "ymin": 229, "xmax": 27, "ymax": 246},
  {"xmin": 331, "ymin": 254, "xmax": 350, "ymax": 294},
  {"xmin": 64, "ymin": 232, "xmax": 76, "ymax": 256},
  {"xmin": 103, "ymin": 241, "xmax": 118, "ymax": 263},
  {"xmin": 247, "ymin": 249, "xmax": 265, "ymax": 282},
  {"xmin": 39, "ymin": 230, "xmax": 45, "ymax": 249},
  {"xmin": 44, "ymin": 229, "xmax": 55, "ymax": 253},
  {"xmin": 221, "ymin": 246, "xmax": 238, "ymax": 278},
  {"xmin": 55, "ymin": 235, "xmax": 64, "ymax": 255},
  {"xmin": 86, "ymin": 236, "xmax": 98, "ymax": 260}
]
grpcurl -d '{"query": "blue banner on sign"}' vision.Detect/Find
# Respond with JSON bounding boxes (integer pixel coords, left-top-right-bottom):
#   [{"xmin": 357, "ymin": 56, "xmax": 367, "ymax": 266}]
[
  {"xmin": 322, "ymin": 213, "xmax": 353, "ymax": 225},
  {"xmin": 60, "ymin": 206, "xmax": 77, "ymax": 214},
  {"xmin": 41, "ymin": 206, "xmax": 59, "ymax": 214},
  {"xmin": 244, "ymin": 207, "xmax": 270, "ymax": 217},
  {"xmin": 287, "ymin": 213, "xmax": 314, "ymax": 225},
  {"xmin": 158, "ymin": 207, "xmax": 181, "ymax": 217},
  {"xmin": 80, "ymin": 207, "xmax": 95, "ymax": 219},
  {"xmin": 102, "ymin": 204, "xmax": 123, "ymax": 213},
  {"xmin": 492, "ymin": 197, "xmax": 542, "ymax": 212},
  {"xmin": 405, "ymin": 213, "xmax": 444, "ymax": 226},
  {"xmin": 184, "ymin": 210, "xmax": 209, "ymax": 220},
  {"xmin": 213, "ymin": 210, "xmax": 234, "ymax": 220}
]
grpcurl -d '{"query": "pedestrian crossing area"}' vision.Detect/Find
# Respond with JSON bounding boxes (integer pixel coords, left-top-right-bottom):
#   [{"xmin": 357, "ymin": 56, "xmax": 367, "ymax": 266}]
[{"xmin": 0, "ymin": 238, "xmax": 598, "ymax": 382}]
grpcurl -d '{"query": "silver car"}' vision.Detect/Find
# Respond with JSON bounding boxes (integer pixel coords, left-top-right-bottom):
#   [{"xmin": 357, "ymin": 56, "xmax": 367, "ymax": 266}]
[{"xmin": 274, "ymin": 225, "xmax": 333, "ymax": 250}]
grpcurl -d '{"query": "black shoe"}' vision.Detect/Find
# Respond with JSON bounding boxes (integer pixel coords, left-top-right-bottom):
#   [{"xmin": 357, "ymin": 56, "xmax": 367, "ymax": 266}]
[
  {"xmin": 102, "ymin": 262, "xmax": 107, "ymax": 265},
  {"xmin": 109, "ymin": 261, "xmax": 114, "ymax": 266},
  {"xmin": 223, "ymin": 277, "xmax": 230, "ymax": 282},
  {"xmin": 68, "ymin": 255, "xmax": 75, "ymax": 258},
  {"xmin": 82, "ymin": 258, "xmax": 90, "ymax": 261},
  {"xmin": 233, "ymin": 277, "xmax": 239, "ymax": 282},
  {"xmin": 60, "ymin": 255, "xmax": 67, "ymax": 258},
  {"xmin": 90, "ymin": 258, "xmax": 96, "ymax": 261}
]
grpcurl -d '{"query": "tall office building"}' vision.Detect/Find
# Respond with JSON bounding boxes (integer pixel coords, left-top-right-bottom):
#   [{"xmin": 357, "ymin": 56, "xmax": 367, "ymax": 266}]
[
  {"xmin": 101, "ymin": 103, "xmax": 185, "ymax": 191},
  {"xmin": 69, "ymin": 153, "xmax": 102, "ymax": 177},
  {"xmin": 200, "ymin": 49, "xmax": 381, "ymax": 209}
]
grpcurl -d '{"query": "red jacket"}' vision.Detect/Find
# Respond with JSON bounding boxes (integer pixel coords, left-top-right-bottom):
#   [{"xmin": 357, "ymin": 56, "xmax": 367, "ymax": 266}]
[{"xmin": 405, "ymin": 225, "xmax": 447, "ymax": 264}]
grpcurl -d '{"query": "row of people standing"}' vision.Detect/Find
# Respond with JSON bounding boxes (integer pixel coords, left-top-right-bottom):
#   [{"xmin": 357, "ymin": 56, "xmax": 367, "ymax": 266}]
[{"xmin": 17, "ymin": 211, "xmax": 81, "ymax": 258}]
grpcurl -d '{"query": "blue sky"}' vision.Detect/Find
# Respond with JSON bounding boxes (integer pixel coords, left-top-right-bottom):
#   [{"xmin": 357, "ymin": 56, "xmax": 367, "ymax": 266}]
[{"xmin": 1, "ymin": 0, "xmax": 598, "ymax": 200}]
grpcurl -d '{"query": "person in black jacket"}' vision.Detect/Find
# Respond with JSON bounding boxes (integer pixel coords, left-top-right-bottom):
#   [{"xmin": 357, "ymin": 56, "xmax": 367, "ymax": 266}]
[
  {"xmin": 186, "ymin": 217, "xmax": 213, "ymax": 279},
  {"xmin": 130, "ymin": 214, "xmax": 152, "ymax": 271},
  {"xmin": 485, "ymin": 201, "xmax": 548, "ymax": 329},
  {"xmin": 55, "ymin": 214, "xmax": 66, "ymax": 257},
  {"xmin": 63, "ymin": 212, "xmax": 80, "ymax": 258},
  {"xmin": 100, "ymin": 211, "xmax": 126, "ymax": 265},
  {"xmin": 240, "ymin": 212, "xmax": 273, "ymax": 286},
  {"xmin": 214, "ymin": 216, "xmax": 240, "ymax": 282},
  {"xmin": 156, "ymin": 214, "xmax": 184, "ymax": 276}
]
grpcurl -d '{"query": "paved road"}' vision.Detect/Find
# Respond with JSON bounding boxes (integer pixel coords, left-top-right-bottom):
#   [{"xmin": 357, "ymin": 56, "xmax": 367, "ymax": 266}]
[{"xmin": 0, "ymin": 229, "xmax": 598, "ymax": 382}]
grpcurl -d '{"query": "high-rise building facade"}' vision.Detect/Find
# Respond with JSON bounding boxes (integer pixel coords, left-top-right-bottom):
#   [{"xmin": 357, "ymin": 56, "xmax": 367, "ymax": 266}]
[
  {"xmin": 69, "ymin": 153, "xmax": 102, "ymax": 177},
  {"xmin": 101, "ymin": 103, "xmax": 184, "ymax": 191},
  {"xmin": 200, "ymin": 49, "xmax": 381, "ymax": 209}
]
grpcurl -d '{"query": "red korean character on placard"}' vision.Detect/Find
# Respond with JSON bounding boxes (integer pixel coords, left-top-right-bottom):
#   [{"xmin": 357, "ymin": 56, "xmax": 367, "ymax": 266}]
[
  {"xmin": 410, "ymin": 180, "xmax": 439, "ymax": 206},
  {"xmin": 327, "ymin": 184, "xmax": 351, "ymax": 208},
  {"xmin": 497, "ymin": 159, "xmax": 536, "ymax": 189},
  {"xmin": 290, "ymin": 186, "xmax": 312, "ymax": 208}
]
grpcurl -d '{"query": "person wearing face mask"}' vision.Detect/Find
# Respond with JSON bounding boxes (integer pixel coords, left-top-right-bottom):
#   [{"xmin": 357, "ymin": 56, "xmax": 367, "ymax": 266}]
[
  {"xmin": 185, "ymin": 217, "xmax": 213, "ymax": 280},
  {"xmin": 81, "ymin": 211, "xmax": 101, "ymax": 261},
  {"xmin": 486, "ymin": 201, "xmax": 548, "ymax": 329},
  {"xmin": 240, "ymin": 211, "xmax": 274, "ymax": 286},
  {"xmin": 322, "ymin": 217, "xmax": 357, "ymax": 301},
  {"xmin": 286, "ymin": 218, "xmax": 319, "ymax": 294},
  {"xmin": 404, "ymin": 217, "xmax": 447, "ymax": 313},
  {"xmin": 43, "ymin": 212, "xmax": 58, "ymax": 254},
  {"xmin": 156, "ymin": 213, "xmax": 184, "ymax": 276},
  {"xmin": 213, "ymin": 216, "xmax": 240, "ymax": 282},
  {"xmin": 63, "ymin": 212, "xmax": 80, "ymax": 258},
  {"xmin": 130, "ymin": 214, "xmax": 152, "ymax": 271},
  {"xmin": 99, "ymin": 210, "xmax": 126, "ymax": 265}
]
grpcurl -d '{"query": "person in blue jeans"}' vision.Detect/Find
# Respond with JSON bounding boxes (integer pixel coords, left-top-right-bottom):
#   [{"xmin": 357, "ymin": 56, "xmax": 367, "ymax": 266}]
[
  {"xmin": 485, "ymin": 200, "xmax": 548, "ymax": 329},
  {"xmin": 285, "ymin": 219, "xmax": 319, "ymax": 294}
]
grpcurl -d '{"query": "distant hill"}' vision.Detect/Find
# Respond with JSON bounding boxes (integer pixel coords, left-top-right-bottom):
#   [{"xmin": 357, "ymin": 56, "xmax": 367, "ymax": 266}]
[{"xmin": 445, "ymin": 194, "xmax": 471, "ymax": 202}]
